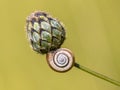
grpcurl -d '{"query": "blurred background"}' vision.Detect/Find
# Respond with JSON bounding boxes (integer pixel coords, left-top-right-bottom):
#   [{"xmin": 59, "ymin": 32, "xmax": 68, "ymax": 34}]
[{"xmin": 0, "ymin": 0, "xmax": 120, "ymax": 90}]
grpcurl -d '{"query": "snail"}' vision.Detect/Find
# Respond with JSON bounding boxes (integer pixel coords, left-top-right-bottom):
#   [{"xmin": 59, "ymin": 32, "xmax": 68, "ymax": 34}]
[{"xmin": 46, "ymin": 48, "xmax": 75, "ymax": 72}]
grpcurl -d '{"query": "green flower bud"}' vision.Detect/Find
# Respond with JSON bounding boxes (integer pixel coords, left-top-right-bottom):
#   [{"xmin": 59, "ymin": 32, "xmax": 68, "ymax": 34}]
[{"xmin": 26, "ymin": 11, "xmax": 66, "ymax": 54}]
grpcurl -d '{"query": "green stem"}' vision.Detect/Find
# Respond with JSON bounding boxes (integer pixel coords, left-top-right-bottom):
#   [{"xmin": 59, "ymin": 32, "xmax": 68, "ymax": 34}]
[{"xmin": 74, "ymin": 63, "xmax": 120, "ymax": 87}]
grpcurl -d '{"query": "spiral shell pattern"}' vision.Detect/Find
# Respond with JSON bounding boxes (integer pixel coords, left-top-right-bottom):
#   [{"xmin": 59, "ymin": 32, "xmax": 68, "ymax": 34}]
[{"xmin": 46, "ymin": 48, "xmax": 75, "ymax": 72}]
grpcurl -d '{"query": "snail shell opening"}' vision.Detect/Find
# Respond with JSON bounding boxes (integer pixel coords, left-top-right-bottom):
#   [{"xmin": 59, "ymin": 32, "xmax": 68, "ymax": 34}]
[{"xmin": 46, "ymin": 48, "xmax": 75, "ymax": 72}]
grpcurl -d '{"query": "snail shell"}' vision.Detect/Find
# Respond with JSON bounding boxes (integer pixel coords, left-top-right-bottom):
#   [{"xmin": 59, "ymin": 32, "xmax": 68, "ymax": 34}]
[{"xmin": 46, "ymin": 48, "xmax": 75, "ymax": 72}]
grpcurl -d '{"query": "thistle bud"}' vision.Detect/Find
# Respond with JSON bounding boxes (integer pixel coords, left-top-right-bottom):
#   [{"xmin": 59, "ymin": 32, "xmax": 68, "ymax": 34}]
[{"xmin": 26, "ymin": 11, "xmax": 66, "ymax": 54}]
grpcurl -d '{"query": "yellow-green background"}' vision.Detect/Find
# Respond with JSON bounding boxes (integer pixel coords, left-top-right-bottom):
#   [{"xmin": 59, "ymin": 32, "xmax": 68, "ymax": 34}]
[{"xmin": 0, "ymin": 0, "xmax": 120, "ymax": 90}]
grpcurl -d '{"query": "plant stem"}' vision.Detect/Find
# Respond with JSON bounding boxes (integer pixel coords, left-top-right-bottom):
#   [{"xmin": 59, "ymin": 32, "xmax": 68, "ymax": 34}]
[{"xmin": 74, "ymin": 63, "xmax": 120, "ymax": 87}]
